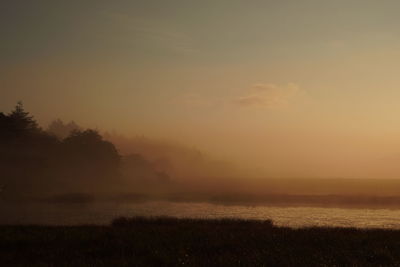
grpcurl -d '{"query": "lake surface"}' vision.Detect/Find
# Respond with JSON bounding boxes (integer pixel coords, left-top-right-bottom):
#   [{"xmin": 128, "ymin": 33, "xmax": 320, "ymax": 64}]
[{"xmin": 2, "ymin": 201, "xmax": 400, "ymax": 229}]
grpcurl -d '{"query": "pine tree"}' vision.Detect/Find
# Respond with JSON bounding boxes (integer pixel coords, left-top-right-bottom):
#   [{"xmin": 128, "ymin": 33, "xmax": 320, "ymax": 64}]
[{"xmin": 8, "ymin": 101, "xmax": 39, "ymax": 134}]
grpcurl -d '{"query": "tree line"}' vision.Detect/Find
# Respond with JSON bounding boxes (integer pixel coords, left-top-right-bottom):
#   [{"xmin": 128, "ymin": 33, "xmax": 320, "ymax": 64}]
[{"xmin": 0, "ymin": 102, "xmax": 168, "ymax": 199}]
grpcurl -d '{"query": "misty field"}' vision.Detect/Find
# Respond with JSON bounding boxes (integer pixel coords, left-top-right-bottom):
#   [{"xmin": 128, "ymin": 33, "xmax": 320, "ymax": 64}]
[{"xmin": 1, "ymin": 217, "xmax": 400, "ymax": 266}]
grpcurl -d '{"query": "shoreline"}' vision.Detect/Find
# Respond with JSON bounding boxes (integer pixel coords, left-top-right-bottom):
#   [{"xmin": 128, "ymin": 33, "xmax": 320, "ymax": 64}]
[{"xmin": 5, "ymin": 192, "xmax": 400, "ymax": 210}]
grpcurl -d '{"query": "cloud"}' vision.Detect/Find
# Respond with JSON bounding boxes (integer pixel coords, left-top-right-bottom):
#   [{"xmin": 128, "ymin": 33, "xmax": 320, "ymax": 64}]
[{"xmin": 236, "ymin": 83, "xmax": 301, "ymax": 108}]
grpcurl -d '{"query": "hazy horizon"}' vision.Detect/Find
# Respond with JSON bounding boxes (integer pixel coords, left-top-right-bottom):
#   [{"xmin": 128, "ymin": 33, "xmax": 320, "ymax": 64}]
[{"xmin": 3, "ymin": 0, "xmax": 400, "ymax": 179}]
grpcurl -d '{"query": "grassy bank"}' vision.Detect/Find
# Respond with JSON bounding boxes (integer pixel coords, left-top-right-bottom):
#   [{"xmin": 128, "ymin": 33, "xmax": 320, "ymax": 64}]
[{"xmin": 1, "ymin": 217, "xmax": 400, "ymax": 266}]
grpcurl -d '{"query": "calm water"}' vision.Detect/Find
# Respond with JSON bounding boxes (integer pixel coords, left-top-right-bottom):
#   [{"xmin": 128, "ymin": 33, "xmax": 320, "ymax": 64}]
[{"xmin": 2, "ymin": 201, "xmax": 400, "ymax": 229}]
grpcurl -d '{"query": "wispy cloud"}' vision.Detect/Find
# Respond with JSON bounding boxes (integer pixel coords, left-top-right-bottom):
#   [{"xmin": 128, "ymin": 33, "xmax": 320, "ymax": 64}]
[
  {"xmin": 107, "ymin": 13, "xmax": 197, "ymax": 54},
  {"xmin": 236, "ymin": 83, "xmax": 301, "ymax": 108}
]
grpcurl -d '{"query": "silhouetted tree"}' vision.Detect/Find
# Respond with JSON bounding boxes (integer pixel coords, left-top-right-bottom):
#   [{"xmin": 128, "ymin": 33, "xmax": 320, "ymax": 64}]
[
  {"xmin": 0, "ymin": 102, "xmax": 58, "ymax": 197},
  {"xmin": 58, "ymin": 129, "xmax": 121, "ymax": 187},
  {"xmin": 8, "ymin": 102, "xmax": 40, "ymax": 136},
  {"xmin": 0, "ymin": 102, "xmax": 168, "ymax": 198},
  {"xmin": 0, "ymin": 112, "xmax": 12, "ymax": 140},
  {"xmin": 47, "ymin": 119, "xmax": 81, "ymax": 140}
]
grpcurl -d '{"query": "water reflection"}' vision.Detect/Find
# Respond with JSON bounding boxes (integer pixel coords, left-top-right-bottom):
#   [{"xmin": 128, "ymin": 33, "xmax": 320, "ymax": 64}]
[{"xmin": 2, "ymin": 201, "xmax": 400, "ymax": 229}]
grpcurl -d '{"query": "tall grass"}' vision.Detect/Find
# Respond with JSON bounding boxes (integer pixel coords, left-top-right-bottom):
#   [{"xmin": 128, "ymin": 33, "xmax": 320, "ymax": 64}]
[{"xmin": 1, "ymin": 217, "xmax": 400, "ymax": 266}]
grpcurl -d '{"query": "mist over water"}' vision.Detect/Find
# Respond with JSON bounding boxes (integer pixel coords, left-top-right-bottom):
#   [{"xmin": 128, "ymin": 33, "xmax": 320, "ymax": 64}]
[
  {"xmin": 2, "ymin": 103, "xmax": 400, "ymax": 230},
  {"xmin": 2, "ymin": 201, "xmax": 400, "ymax": 229}
]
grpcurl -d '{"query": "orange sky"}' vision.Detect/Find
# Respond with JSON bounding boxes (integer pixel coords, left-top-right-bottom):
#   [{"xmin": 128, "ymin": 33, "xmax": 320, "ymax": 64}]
[{"xmin": 2, "ymin": 1, "xmax": 400, "ymax": 178}]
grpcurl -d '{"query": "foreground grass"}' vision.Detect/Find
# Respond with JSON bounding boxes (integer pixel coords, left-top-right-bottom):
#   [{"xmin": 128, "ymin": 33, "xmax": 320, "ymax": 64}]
[{"xmin": 1, "ymin": 217, "xmax": 400, "ymax": 266}]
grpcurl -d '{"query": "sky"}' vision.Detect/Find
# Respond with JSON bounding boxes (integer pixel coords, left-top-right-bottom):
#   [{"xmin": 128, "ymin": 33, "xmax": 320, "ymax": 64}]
[{"xmin": 2, "ymin": 0, "xmax": 400, "ymax": 178}]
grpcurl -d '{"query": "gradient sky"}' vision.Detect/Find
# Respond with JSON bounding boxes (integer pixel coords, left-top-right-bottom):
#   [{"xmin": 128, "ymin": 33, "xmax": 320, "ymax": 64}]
[{"xmin": 2, "ymin": 0, "xmax": 400, "ymax": 178}]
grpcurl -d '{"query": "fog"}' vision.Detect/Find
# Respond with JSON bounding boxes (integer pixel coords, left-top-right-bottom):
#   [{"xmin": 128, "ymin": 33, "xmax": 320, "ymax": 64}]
[
  {"xmin": 2, "ymin": 102, "xmax": 400, "ymax": 212},
  {"xmin": 3, "ymin": 0, "xmax": 400, "ymax": 213}
]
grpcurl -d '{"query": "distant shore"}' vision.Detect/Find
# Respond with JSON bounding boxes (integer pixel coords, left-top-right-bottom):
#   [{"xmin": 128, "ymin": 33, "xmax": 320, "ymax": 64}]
[
  {"xmin": 2, "ymin": 217, "xmax": 400, "ymax": 266},
  {"xmin": 5, "ymin": 191, "xmax": 400, "ymax": 209}
]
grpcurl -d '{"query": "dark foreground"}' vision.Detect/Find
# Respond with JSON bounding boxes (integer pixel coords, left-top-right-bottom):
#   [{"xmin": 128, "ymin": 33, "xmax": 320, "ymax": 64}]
[{"xmin": 1, "ymin": 217, "xmax": 400, "ymax": 267}]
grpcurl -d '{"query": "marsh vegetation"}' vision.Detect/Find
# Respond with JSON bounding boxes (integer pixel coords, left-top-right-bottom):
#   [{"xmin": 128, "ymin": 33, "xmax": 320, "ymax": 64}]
[{"xmin": 1, "ymin": 217, "xmax": 400, "ymax": 266}]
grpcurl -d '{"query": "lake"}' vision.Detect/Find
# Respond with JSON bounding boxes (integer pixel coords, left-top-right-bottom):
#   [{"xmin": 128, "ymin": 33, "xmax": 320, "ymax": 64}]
[{"xmin": 2, "ymin": 201, "xmax": 400, "ymax": 229}]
